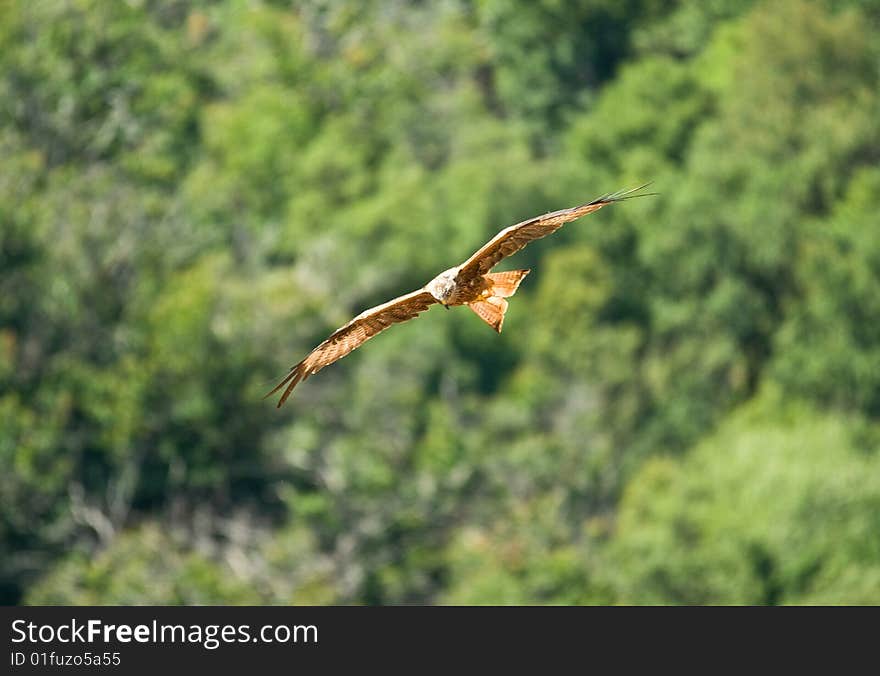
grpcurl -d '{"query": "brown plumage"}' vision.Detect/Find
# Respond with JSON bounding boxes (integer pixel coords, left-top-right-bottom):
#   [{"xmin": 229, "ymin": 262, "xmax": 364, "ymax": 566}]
[
  {"xmin": 265, "ymin": 290, "xmax": 437, "ymax": 408},
  {"xmin": 466, "ymin": 269, "xmax": 530, "ymax": 333},
  {"xmin": 267, "ymin": 184, "xmax": 654, "ymax": 406}
]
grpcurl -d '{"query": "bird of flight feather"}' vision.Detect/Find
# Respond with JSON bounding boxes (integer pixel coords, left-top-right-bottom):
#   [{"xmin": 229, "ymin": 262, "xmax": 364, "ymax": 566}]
[{"xmin": 266, "ymin": 183, "xmax": 655, "ymax": 407}]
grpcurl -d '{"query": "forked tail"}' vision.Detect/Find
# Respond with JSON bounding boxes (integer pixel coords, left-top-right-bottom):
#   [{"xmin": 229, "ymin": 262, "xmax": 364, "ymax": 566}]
[{"xmin": 468, "ymin": 269, "xmax": 530, "ymax": 333}]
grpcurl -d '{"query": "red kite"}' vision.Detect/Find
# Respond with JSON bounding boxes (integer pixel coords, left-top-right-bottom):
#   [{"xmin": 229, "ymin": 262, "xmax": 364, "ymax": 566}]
[{"xmin": 267, "ymin": 184, "xmax": 653, "ymax": 407}]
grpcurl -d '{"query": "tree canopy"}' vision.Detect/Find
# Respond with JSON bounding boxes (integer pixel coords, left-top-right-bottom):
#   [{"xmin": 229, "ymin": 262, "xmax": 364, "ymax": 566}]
[{"xmin": 2, "ymin": 0, "xmax": 879, "ymax": 605}]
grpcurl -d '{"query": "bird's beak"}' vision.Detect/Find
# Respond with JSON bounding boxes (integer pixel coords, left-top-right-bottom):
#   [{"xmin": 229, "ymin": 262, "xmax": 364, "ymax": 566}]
[{"xmin": 444, "ymin": 303, "xmax": 450, "ymax": 310}]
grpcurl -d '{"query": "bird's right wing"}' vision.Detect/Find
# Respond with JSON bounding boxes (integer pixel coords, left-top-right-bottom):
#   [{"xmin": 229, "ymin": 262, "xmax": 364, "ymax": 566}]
[
  {"xmin": 457, "ymin": 184, "xmax": 654, "ymax": 279},
  {"xmin": 266, "ymin": 289, "xmax": 438, "ymax": 407}
]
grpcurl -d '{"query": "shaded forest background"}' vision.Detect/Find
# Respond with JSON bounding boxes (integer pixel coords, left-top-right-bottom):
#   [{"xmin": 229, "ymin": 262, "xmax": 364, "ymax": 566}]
[{"xmin": 3, "ymin": 0, "xmax": 880, "ymax": 605}]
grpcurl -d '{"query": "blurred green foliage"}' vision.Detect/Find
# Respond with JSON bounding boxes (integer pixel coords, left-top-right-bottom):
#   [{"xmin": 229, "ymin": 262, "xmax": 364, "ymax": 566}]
[{"xmin": 2, "ymin": 0, "xmax": 879, "ymax": 605}]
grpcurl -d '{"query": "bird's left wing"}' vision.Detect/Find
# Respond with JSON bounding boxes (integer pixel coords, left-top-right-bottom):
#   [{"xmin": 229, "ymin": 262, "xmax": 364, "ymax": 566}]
[
  {"xmin": 266, "ymin": 289, "xmax": 438, "ymax": 407},
  {"xmin": 457, "ymin": 184, "xmax": 654, "ymax": 280}
]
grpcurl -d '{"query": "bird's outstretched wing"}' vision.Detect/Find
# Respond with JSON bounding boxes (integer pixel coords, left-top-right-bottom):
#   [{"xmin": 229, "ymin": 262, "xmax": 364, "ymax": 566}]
[
  {"xmin": 457, "ymin": 184, "xmax": 654, "ymax": 280},
  {"xmin": 266, "ymin": 289, "xmax": 438, "ymax": 407}
]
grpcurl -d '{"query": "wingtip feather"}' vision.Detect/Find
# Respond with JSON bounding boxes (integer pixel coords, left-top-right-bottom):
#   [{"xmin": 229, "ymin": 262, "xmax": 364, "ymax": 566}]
[
  {"xmin": 589, "ymin": 182, "xmax": 657, "ymax": 205},
  {"xmin": 264, "ymin": 364, "xmax": 305, "ymax": 407},
  {"xmin": 276, "ymin": 367, "xmax": 305, "ymax": 408}
]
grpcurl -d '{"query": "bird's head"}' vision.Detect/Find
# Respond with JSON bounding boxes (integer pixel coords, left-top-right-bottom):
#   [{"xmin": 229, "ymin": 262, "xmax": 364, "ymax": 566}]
[{"xmin": 426, "ymin": 267, "xmax": 459, "ymax": 305}]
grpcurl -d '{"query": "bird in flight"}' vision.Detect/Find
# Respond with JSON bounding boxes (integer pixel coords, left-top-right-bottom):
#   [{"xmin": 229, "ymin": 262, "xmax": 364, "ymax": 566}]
[{"xmin": 267, "ymin": 184, "xmax": 654, "ymax": 407}]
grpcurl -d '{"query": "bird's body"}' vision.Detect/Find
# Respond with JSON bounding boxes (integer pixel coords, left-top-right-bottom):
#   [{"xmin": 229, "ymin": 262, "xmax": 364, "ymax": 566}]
[
  {"xmin": 424, "ymin": 266, "xmax": 505, "ymax": 307},
  {"xmin": 267, "ymin": 184, "xmax": 654, "ymax": 407}
]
